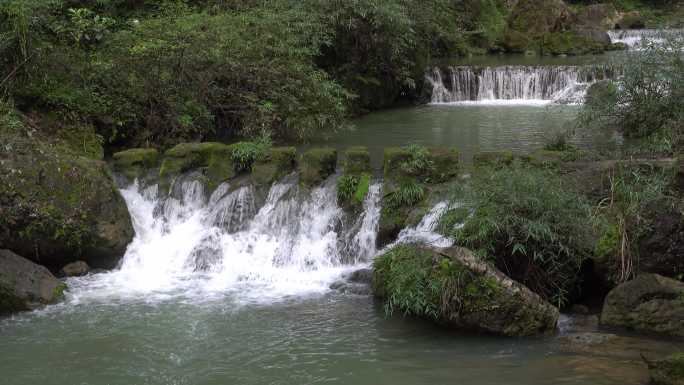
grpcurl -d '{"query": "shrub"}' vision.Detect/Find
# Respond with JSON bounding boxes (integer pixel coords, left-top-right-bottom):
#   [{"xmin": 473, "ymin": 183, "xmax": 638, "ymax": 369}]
[
  {"xmin": 386, "ymin": 180, "xmax": 425, "ymax": 208},
  {"xmin": 578, "ymin": 38, "xmax": 684, "ymax": 152},
  {"xmin": 373, "ymin": 244, "xmax": 501, "ymax": 319},
  {"xmin": 594, "ymin": 165, "xmax": 670, "ymax": 283},
  {"xmin": 449, "ymin": 162, "xmax": 594, "ymax": 306},
  {"xmin": 400, "ymin": 144, "xmax": 434, "ymax": 175},
  {"xmin": 230, "ymin": 135, "xmax": 272, "ymax": 173}
]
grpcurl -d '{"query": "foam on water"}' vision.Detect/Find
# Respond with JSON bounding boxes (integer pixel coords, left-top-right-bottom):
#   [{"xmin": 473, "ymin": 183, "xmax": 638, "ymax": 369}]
[
  {"xmin": 66, "ymin": 177, "xmax": 384, "ymax": 305},
  {"xmin": 608, "ymin": 29, "xmax": 684, "ymax": 50}
]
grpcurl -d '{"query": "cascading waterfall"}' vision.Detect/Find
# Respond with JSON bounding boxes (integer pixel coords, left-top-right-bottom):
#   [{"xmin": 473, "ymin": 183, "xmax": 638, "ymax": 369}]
[
  {"xmin": 427, "ymin": 65, "xmax": 617, "ymax": 104},
  {"xmin": 385, "ymin": 201, "xmax": 455, "ymax": 250},
  {"xmin": 69, "ymin": 176, "xmax": 384, "ymax": 303},
  {"xmin": 608, "ymin": 29, "xmax": 684, "ymax": 50}
]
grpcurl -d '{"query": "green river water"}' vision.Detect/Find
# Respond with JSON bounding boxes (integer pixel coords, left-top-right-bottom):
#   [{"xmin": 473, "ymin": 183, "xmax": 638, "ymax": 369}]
[{"xmin": 0, "ymin": 81, "xmax": 678, "ymax": 385}]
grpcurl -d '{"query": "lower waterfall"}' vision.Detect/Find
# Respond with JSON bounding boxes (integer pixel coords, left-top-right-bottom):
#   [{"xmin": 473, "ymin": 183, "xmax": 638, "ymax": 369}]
[
  {"xmin": 608, "ymin": 29, "xmax": 684, "ymax": 50},
  {"xmin": 69, "ymin": 176, "xmax": 384, "ymax": 303}
]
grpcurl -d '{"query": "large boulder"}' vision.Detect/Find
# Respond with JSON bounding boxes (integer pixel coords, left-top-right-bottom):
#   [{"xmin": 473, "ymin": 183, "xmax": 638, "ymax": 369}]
[
  {"xmin": 0, "ymin": 249, "xmax": 66, "ymax": 314},
  {"xmin": 576, "ymin": 4, "xmax": 619, "ymax": 30},
  {"xmin": 0, "ymin": 132, "xmax": 134, "ymax": 270},
  {"xmin": 508, "ymin": 0, "xmax": 575, "ymax": 38},
  {"xmin": 373, "ymin": 244, "xmax": 559, "ymax": 336},
  {"xmin": 647, "ymin": 353, "xmax": 684, "ymax": 385},
  {"xmin": 601, "ymin": 274, "xmax": 684, "ymax": 337}
]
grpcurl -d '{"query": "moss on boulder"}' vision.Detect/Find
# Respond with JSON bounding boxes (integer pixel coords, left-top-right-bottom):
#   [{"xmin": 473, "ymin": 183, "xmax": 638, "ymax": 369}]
[
  {"xmin": 600, "ymin": 274, "xmax": 684, "ymax": 337},
  {"xmin": 0, "ymin": 249, "xmax": 66, "ymax": 315},
  {"xmin": 300, "ymin": 148, "xmax": 337, "ymax": 187},
  {"xmin": 251, "ymin": 147, "xmax": 297, "ymax": 186},
  {"xmin": 159, "ymin": 142, "xmax": 235, "ymax": 193},
  {"xmin": 648, "ymin": 353, "xmax": 684, "ymax": 385},
  {"xmin": 343, "ymin": 146, "xmax": 371, "ymax": 175},
  {"xmin": 0, "ymin": 132, "xmax": 134, "ymax": 270},
  {"xmin": 373, "ymin": 244, "xmax": 559, "ymax": 336},
  {"xmin": 112, "ymin": 148, "xmax": 159, "ymax": 182},
  {"xmin": 429, "ymin": 148, "xmax": 459, "ymax": 183}
]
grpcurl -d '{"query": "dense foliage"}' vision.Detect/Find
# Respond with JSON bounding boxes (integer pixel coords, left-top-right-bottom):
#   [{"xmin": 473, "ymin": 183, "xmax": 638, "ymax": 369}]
[
  {"xmin": 579, "ymin": 39, "xmax": 684, "ymax": 151},
  {"xmin": 443, "ymin": 162, "xmax": 594, "ymax": 306}
]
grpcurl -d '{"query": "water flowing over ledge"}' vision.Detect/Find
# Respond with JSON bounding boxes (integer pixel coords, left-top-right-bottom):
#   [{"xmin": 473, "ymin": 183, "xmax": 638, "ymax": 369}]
[
  {"xmin": 608, "ymin": 29, "xmax": 684, "ymax": 50},
  {"xmin": 426, "ymin": 65, "xmax": 617, "ymax": 105},
  {"xmin": 67, "ymin": 176, "xmax": 384, "ymax": 305}
]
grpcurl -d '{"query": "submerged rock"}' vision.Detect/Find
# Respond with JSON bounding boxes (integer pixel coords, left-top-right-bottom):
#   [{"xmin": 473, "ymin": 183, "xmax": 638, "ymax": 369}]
[
  {"xmin": 0, "ymin": 249, "xmax": 66, "ymax": 314},
  {"xmin": 0, "ymin": 132, "xmax": 134, "ymax": 270},
  {"xmin": 647, "ymin": 353, "xmax": 684, "ymax": 385},
  {"xmin": 373, "ymin": 244, "xmax": 559, "ymax": 336},
  {"xmin": 59, "ymin": 261, "xmax": 90, "ymax": 277},
  {"xmin": 601, "ymin": 274, "xmax": 684, "ymax": 337}
]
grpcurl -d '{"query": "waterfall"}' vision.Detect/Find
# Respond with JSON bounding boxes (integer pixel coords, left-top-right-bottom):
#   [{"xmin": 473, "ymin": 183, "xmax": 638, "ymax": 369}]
[
  {"xmin": 384, "ymin": 201, "xmax": 455, "ymax": 250},
  {"xmin": 63, "ymin": 176, "xmax": 385, "ymax": 303},
  {"xmin": 608, "ymin": 29, "xmax": 684, "ymax": 50},
  {"xmin": 426, "ymin": 65, "xmax": 616, "ymax": 105}
]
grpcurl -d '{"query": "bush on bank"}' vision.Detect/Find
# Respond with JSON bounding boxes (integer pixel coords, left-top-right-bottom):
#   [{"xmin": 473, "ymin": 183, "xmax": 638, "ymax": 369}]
[{"xmin": 442, "ymin": 162, "xmax": 594, "ymax": 306}]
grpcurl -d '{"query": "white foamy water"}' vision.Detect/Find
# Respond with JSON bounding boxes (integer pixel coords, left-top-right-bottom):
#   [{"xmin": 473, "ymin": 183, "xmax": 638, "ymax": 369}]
[
  {"xmin": 384, "ymin": 201, "xmax": 455, "ymax": 250},
  {"xmin": 608, "ymin": 29, "xmax": 684, "ymax": 50},
  {"xmin": 427, "ymin": 65, "xmax": 614, "ymax": 105},
  {"xmin": 66, "ymin": 177, "xmax": 383, "ymax": 305}
]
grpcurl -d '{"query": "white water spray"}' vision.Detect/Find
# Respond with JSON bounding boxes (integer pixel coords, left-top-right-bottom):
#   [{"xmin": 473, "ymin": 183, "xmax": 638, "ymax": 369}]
[
  {"xmin": 608, "ymin": 29, "xmax": 684, "ymax": 50},
  {"xmin": 427, "ymin": 65, "xmax": 615, "ymax": 105},
  {"xmin": 69, "ymin": 176, "xmax": 383, "ymax": 304}
]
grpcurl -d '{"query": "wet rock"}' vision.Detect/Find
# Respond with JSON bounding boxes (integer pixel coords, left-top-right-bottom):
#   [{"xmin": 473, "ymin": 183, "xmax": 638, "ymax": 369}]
[
  {"xmin": 373, "ymin": 244, "xmax": 559, "ymax": 336},
  {"xmin": 0, "ymin": 249, "xmax": 66, "ymax": 314},
  {"xmin": 251, "ymin": 147, "xmax": 297, "ymax": 186},
  {"xmin": 576, "ymin": 4, "xmax": 619, "ymax": 30},
  {"xmin": 159, "ymin": 142, "xmax": 235, "ymax": 194},
  {"xmin": 601, "ymin": 274, "xmax": 684, "ymax": 337},
  {"xmin": 0, "ymin": 132, "xmax": 134, "ymax": 270},
  {"xmin": 59, "ymin": 261, "xmax": 90, "ymax": 277},
  {"xmin": 348, "ymin": 268, "xmax": 373, "ymax": 284},
  {"xmin": 300, "ymin": 148, "xmax": 337, "ymax": 187},
  {"xmin": 329, "ymin": 280, "xmax": 373, "ymax": 296},
  {"xmin": 112, "ymin": 148, "xmax": 159, "ymax": 184},
  {"xmin": 647, "ymin": 353, "xmax": 684, "ymax": 385},
  {"xmin": 343, "ymin": 147, "xmax": 371, "ymax": 175},
  {"xmin": 570, "ymin": 304, "xmax": 590, "ymax": 315},
  {"xmin": 616, "ymin": 11, "xmax": 645, "ymax": 30}
]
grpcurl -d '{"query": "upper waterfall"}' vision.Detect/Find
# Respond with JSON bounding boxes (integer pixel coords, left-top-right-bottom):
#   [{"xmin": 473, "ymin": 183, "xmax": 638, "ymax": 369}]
[
  {"xmin": 608, "ymin": 29, "xmax": 684, "ymax": 50},
  {"xmin": 426, "ymin": 65, "xmax": 616, "ymax": 105}
]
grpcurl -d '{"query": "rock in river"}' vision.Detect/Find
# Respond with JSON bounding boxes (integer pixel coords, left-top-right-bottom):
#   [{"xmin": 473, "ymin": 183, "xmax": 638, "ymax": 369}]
[
  {"xmin": 601, "ymin": 274, "xmax": 684, "ymax": 337},
  {"xmin": 0, "ymin": 249, "xmax": 66, "ymax": 315}
]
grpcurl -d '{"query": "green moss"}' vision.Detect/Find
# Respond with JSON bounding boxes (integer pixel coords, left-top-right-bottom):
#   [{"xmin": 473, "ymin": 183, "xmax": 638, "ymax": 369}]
[
  {"xmin": 344, "ymin": 146, "xmax": 371, "ymax": 175},
  {"xmin": 383, "ymin": 147, "xmax": 412, "ymax": 179},
  {"xmin": 300, "ymin": 148, "xmax": 337, "ymax": 187},
  {"xmin": 473, "ymin": 151, "xmax": 515, "ymax": 168},
  {"xmin": 159, "ymin": 142, "xmax": 234, "ymax": 193},
  {"xmin": 651, "ymin": 353, "xmax": 684, "ymax": 385},
  {"xmin": 251, "ymin": 146, "xmax": 297, "ymax": 186},
  {"xmin": 112, "ymin": 148, "xmax": 159, "ymax": 181},
  {"xmin": 0, "ymin": 283, "xmax": 25, "ymax": 314},
  {"xmin": 52, "ymin": 282, "xmax": 67, "ymax": 302},
  {"xmin": 429, "ymin": 148, "xmax": 459, "ymax": 183},
  {"xmin": 337, "ymin": 173, "xmax": 371, "ymax": 208},
  {"xmin": 541, "ymin": 32, "xmax": 606, "ymax": 56},
  {"xmin": 354, "ymin": 174, "xmax": 371, "ymax": 204}
]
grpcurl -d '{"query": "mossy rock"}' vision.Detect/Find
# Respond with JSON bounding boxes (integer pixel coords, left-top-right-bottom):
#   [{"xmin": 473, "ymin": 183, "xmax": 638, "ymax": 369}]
[
  {"xmin": 373, "ymin": 244, "xmax": 559, "ymax": 336},
  {"xmin": 337, "ymin": 173, "xmax": 371, "ymax": 210},
  {"xmin": 159, "ymin": 142, "xmax": 235, "ymax": 193},
  {"xmin": 541, "ymin": 31, "xmax": 606, "ymax": 56},
  {"xmin": 300, "ymin": 148, "xmax": 337, "ymax": 187},
  {"xmin": 473, "ymin": 151, "xmax": 515, "ymax": 168},
  {"xmin": 508, "ymin": 0, "xmax": 574, "ymax": 38},
  {"xmin": 0, "ymin": 133, "xmax": 134, "ymax": 270},
  {"xmin": 383, "ymin": 147, "xmax": 412, "ymax": 180},
  {"xmin": 343, "ymin": 147, "xmax": 371, "ymax": 175},
  {"xmin": 251, "ymin": 147, "xmax": 297, "ymax": 186},
  {"xmin": 112, "ymin": 148, "xmax": 159, "ymax": 182},
  {"xmin": 616, "ymin": 12, "xmax": 645, "ymax": 30},
  {"xmin": 649, "ymin": 353, "xmax": 684, "ymax": 385},
  {"xmin": 429, "ymin": 148, "xmax": 459, "ymax": 183},
  {"xmin": 0, "ymin": 249, "xmax": 67, "ymax": 315}
]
